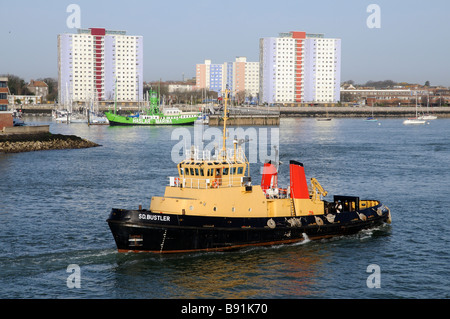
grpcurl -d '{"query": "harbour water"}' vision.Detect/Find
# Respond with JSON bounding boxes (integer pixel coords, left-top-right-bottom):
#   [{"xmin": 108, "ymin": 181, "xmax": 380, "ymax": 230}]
[{"xmin": 1, "ymin": 117, "xmax": 449, "ymax": 299}]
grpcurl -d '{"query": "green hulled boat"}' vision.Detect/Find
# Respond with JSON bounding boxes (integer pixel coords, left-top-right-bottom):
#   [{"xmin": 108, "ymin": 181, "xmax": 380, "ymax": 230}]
[{"xmin": 105, "ymin": 90, "xmax": 200, "ymax": 126}]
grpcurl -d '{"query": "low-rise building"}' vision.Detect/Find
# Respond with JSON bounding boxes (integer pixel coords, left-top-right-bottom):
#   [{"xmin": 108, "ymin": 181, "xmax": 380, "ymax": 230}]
[
  {"xmin": 0, "ymin": 77, "xmax": 13, "ymax": 129},
  {"xmin": 168, "ymin": 83, "xmax": 195, "ymax": 93},
  {"xmin": 27, "ymin": 80, "xmax": 48, "ymax": 101},
  {"xmin": 0, "ymin": 77, "xmax": 9, "ymax": 111},
  {"xmin": 340, "ymin": 88, "xmax": 412, "ymax": 104},
  {"xmin": 8, "ymin": 95, "xmax": 43, "ymax": 105},
  {"xmin": 340, "ymin": 86, "xmax": 450, "ymax": 106}
]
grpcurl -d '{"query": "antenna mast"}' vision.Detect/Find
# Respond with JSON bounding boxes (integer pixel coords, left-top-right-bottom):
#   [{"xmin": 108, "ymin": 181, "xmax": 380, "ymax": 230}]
[{"xmin": 221, "ymin": 88, "xmax": 229, "ymax": 157}]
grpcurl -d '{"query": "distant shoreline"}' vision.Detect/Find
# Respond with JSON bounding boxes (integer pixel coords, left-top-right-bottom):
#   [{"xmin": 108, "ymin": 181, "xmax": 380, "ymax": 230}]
[
  {"xmin": 275, "ymin": 106, "xmax": 450, "ymax": 118},
  {"xmin": 16, "ymin": 104, "xmax": 450, "ymax": 118}
]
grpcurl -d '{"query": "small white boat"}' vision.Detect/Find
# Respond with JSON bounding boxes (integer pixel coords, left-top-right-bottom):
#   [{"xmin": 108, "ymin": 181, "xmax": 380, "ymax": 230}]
[
  {"xmin": 69, "ymin": 112, "xmax": 88, "ymax": 123},
  {"xmin": 403, "ymin": 118, "xmax": 426, "ymax": 125},
  {"xmin": 89, "ymin": 111, "xmax": 109, "ymax": 125},
  {"xmin": 418, "ymin": 114, "xmax": 437, "ymax": 120}
]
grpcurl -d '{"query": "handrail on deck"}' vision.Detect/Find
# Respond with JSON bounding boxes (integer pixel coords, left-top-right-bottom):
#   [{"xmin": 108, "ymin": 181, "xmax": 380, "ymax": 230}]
[{"xmin": 168, "ymin": 176, "xmax": 250, "ymax": 189}]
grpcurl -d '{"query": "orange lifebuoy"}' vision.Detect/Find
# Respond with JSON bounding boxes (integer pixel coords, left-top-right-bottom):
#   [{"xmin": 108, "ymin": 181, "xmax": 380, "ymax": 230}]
[
  {"xmin": 174, "ymin": 177, "xmax": 180, "ymax": 186},
  {"xmin": 212, "ymin": 180, "xmax": 218, "ymax": 188}
]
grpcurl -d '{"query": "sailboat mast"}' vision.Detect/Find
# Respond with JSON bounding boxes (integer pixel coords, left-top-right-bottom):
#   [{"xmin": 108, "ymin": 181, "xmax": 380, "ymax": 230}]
[
  {"xmin": 114, "ymin": 78, "xmax": 117, "ymax": 115},
  {"xmin": 415, "ymin": 91, "xmax": 418, "ymax": 117}
]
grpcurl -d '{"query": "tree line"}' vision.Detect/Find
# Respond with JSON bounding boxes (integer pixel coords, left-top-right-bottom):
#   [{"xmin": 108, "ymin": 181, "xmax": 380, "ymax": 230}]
[
  {"xmin": 342, "ymin": 79, "xmax": 432, "ymax": 89},
  {"xmin": 143, "ymin": 82, "xmax": 218, "ymax": 105}
]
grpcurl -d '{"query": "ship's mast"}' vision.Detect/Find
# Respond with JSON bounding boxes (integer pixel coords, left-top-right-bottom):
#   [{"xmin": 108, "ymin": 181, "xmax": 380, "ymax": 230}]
[
  {"xmin": 221, "ymin": 88, "xmax": 229, "ymax": 158},
  {"xmin": 114, "ymin": 77, "xmax": 117, "ymax": 115}
]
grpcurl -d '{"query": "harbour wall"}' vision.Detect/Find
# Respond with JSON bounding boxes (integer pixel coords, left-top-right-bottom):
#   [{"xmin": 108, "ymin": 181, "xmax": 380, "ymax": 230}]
[
  {"xmin": 1, "ymin": 125, "xmax": 50, "ymax": 135},
  {"xmin": 208, "ymin": 114, "xmax": 280, "ymax": 126}
]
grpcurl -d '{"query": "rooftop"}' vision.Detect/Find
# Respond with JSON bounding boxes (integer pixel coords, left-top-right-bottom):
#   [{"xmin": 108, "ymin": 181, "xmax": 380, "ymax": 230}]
[
  {"xmin": 76, "ymin": 28, "xmax": 127, "ymax": 36},
  {"xmin": 28, "ymin": 80, "xmax": 48, "ymax": 88}
]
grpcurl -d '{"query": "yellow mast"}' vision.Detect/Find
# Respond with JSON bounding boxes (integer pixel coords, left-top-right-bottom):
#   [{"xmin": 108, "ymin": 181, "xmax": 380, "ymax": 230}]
[{"xmin": 221, "ymin": 89, "xmax": 229, "ymax": 158}]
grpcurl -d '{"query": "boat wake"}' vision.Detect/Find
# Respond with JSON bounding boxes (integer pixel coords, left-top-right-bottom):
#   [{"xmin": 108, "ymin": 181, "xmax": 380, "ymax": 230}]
[{"xmin": 292, "ymin": 233, "xmax": 311, "ymax": 246}]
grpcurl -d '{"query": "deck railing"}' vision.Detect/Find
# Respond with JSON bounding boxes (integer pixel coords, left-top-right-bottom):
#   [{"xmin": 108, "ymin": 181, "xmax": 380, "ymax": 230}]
[
  {"xmin": 169, "ymin": 176, "xmax": 250, "ymax": 189},
  {"xmin": 185, "ymin": 145, "xmax": 247, "ymax": 163}
]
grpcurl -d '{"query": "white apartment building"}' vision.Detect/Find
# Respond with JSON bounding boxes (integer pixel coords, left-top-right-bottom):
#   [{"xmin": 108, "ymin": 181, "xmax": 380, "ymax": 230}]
[
  {"xmin": 260, "ymin": 31, "xmax": 341, "ymax": 104},
  {"xmin": 303, "ymin": 36, "xmax": 341, "ymax": 103},
  {"xmin": 244, "ymin": 60, "xmax": 260, "ymax": 99},
  {"xmin": 58, "ymin": 28, "xmax": 143, "ymax": 104}
]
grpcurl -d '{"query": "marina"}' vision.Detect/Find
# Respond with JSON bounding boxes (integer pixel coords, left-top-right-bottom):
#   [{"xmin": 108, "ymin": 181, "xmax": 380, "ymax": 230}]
[
  {"xmin": 19, "ymin": 104, "xmax": 450, "ymax": 119},
  {"xmin": 1, "ymin": 115, "xmax": 449, "ymax": 298}
]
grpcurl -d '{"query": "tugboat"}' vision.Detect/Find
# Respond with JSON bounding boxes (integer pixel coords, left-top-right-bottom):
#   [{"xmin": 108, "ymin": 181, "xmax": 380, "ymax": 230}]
[
  {"xmin": 105, "ymin": 90, "xmax": 200, "ymax": 126},
  {"xmin": 107, "ymin": 91, "xmax": 391, "ymax": 253}
]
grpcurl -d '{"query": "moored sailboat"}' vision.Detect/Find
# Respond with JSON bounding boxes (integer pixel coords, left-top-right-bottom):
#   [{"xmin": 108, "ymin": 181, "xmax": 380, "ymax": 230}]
[
  {"xmin": 403, "ymin": 92, "xmax": 426, "ymax": 125},
  {"xmin": 364, "ymin": 103, "xmax": 378, "ymax": 122},
  {"xmin": 418, "ymin": 95, "xmax": 437, "ymax": 120},
  {"xmin": 316, "ymin": 104, "xmax": 332, "ymax": 121}
]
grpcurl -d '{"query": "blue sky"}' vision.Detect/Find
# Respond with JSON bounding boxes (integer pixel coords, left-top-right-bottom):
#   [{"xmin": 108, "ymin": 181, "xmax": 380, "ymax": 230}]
[{"xmin": 1, "ymin": 0, "xmax": 450, "ymax": 86}]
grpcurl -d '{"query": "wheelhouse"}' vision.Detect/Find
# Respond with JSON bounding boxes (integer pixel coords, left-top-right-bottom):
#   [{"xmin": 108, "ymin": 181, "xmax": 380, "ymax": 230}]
[{"xmin": 169, "ymin": 144, "xmax": 250, "ymax": 189}]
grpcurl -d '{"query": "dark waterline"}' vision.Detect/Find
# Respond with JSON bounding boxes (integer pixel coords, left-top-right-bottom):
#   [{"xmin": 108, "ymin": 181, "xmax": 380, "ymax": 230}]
[{"xmin": 1, "ymin": 117, "xmax": 449, "ymax": 299}]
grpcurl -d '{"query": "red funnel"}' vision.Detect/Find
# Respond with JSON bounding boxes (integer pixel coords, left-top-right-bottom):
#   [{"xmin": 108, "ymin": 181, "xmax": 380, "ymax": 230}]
[
  {"xmin": 289, "ymin": 160, "xmax": 309, "ymax": 199},
  {"xmin": 261, "ymin": 161, "xmax": 278, "ymax": 191}
]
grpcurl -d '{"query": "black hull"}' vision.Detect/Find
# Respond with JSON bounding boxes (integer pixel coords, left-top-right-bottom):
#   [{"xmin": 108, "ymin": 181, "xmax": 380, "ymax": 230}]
[{"xmin": 107, "ymin": 205, "xmax": 391, "ymax": 253}]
